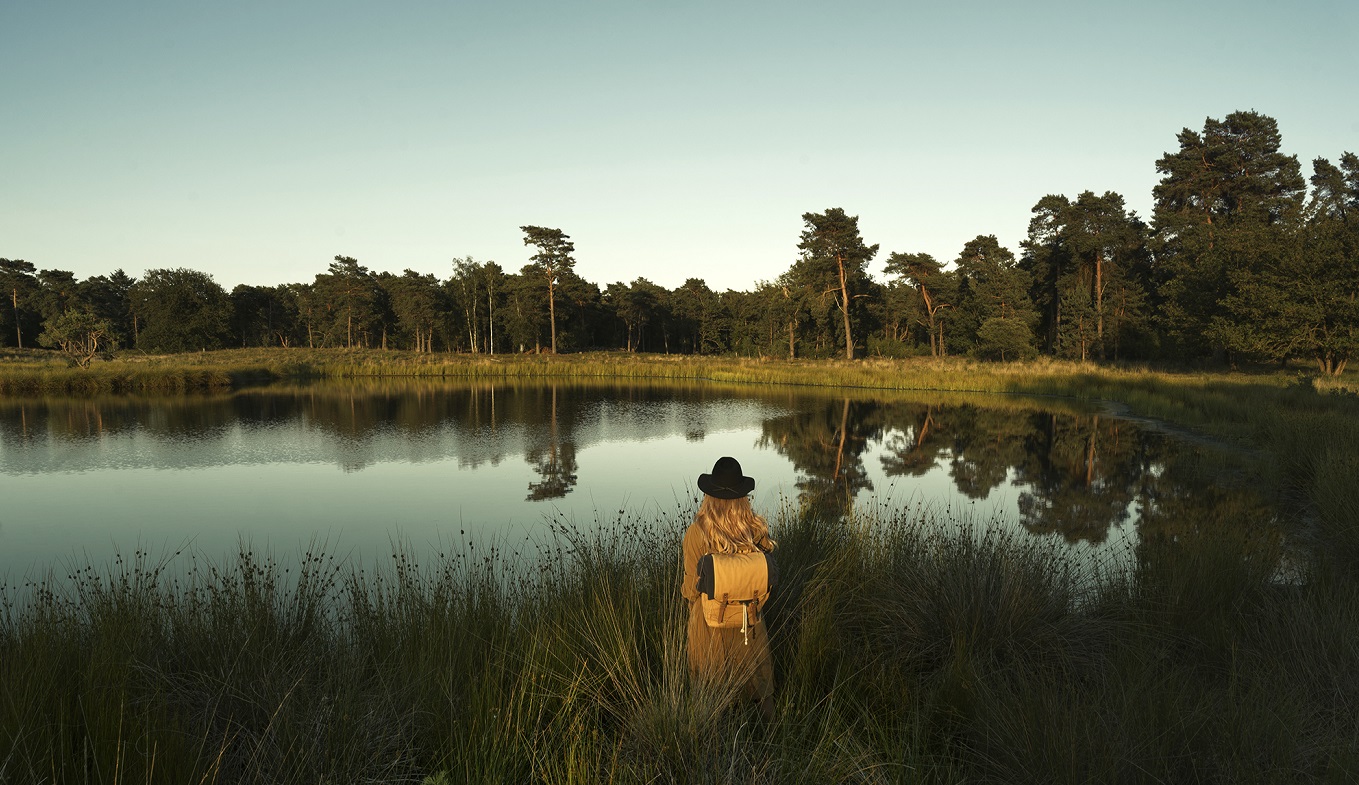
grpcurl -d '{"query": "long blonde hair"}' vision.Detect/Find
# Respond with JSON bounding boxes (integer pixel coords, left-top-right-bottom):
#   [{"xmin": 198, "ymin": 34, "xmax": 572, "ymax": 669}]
[{"xmin": 695, "ymin": 495, "xmax": 776, "ymax": 554}]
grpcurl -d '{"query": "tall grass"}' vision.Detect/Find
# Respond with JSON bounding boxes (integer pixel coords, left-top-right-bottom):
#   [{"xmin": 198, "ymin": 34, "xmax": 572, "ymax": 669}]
[
  {"xmin": 5, "ymin": 505, "xmax": 1358, "ymax": 784},
  {"xmin": 0, "ymin": 347, "xmax": 1294, "ymax": 396}
]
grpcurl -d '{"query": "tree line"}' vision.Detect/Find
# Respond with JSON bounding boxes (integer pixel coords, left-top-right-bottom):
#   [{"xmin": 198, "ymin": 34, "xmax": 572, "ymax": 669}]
[{"xmin": 3, "ymin": 111, "xmax": 1356, "ymax": 373}]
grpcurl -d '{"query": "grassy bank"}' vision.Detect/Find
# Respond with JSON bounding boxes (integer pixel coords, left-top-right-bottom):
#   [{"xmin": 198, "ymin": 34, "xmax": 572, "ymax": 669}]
[
  {"xmin": 3, "ymin": 509, "xmax": 1357, "ymax": 784},
  {"xmin": 0, "ymin": 346, "xmax": 1349, "ymax": 400},
  {"xmin": 0, "ymin": 346, "xmax": 1342, "ymax": 397}
]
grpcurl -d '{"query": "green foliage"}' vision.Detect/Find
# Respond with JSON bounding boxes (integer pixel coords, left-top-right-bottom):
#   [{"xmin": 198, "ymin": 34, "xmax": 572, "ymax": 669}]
[
  {"xmin": 503, "ymin": 265, "xmax": 550, "ymax": 352},
  {"xmin": 1207, "ymin": 152, "xmax": 1359, "ymax": 374},
  {"xmin": 553, "ymin": 268, "xmax": 605, "ymax": 351},
  {"xmin": 1023, "ymin": 192, "xmax": 1150, "ymax": 360},
  {"xmin": 949, "ymin": 235, "xmax": 1036, "ymax": 358},
  {"xmin": 383, "ymin": 269, "xmax": 447, "ymax": 353},
  {"xmin": 793, "ymin": 208, "xmax": 879, "ymax": 360},
  {"xmin": 608, "ymin": 277, "xmax": 675, "ymax": 353},
  {"xmin": 450, "ymin": 256, "xmax": 505, "ymax": 354},
  {"xmin": 231, "ymin": 283, "xmax": 301, "ymax": 348},
  {"xmin": 974, "ymin": 316, "xmax": 1037, "ymax": 361},
  {"xmin": 35, "ymin": 268, "xmax": 82, "ymax": 325},
  {"xmin": 864, "ymin": 333, "xmax": 922, "ymax": 358},
  {"xmin": 129, "ymin": 267, "xmax": 232, "ymax": 353},
  {"xmin": 0, "ymin": 258, "xmax": 41, "ymax": 349},
  {"xmin": 669, "ymin": 277, "xmax": 726, "ymax": 354},
  {"xmin": 37, "ymin": 309, "xmax": 115, "ymax": 368},
  {"xmin": 311, "ymin": 256, "xmax": 382, "ymax": 349},
  {"xmin": 521, "ymin": 225, "xmax": 577, "ymax": 353},
  {"xmin": 78, "ymin": 268, "xmax": 137, "ymax": 348},
  {"xmin": 883, "ymin": 251, "xmax": 951, "ymax": 357},
  {"xmin": 1153, "ymin": 111, "xmax": 1307, "ymax": 360}
]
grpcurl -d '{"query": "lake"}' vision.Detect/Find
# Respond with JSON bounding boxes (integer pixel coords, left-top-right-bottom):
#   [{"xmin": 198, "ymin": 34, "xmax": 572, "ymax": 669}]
[{"xmin": 0, "ymin": 379, "xmax": 1284, "ymax": 582}]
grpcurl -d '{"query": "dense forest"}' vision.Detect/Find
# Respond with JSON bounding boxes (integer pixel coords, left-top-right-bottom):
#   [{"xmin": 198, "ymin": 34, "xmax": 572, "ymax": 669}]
[{"xmin": 4, "ymin": 111, "xmax": 1356, "ymax": 373}]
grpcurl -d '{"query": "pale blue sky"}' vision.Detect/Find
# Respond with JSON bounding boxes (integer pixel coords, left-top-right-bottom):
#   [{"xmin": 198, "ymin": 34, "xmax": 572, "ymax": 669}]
[{"xmin": 3, "ymin": 1, "xmax": 1355, "ymax": 292}]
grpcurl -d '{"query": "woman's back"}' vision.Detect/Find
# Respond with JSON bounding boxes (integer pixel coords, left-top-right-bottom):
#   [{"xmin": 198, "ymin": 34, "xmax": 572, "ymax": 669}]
[{"xmin": 681, "ymin": 459, "xmax": 776, "ymax": 717}]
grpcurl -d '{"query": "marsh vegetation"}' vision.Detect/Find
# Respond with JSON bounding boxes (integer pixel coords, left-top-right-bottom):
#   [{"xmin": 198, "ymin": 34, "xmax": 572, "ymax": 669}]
[{"xmin": 3, "ymin": 506, "xmax": 1357, "ymax": 784}]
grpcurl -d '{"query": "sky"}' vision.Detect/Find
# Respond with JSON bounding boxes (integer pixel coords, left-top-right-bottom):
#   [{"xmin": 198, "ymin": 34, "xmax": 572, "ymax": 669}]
[{"xmin": 3, "ymin": 1, "xmax": 1356, "ymax": 293}]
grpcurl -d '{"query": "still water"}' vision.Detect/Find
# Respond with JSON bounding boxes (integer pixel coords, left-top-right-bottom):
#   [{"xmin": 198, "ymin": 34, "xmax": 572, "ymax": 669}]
[{"xmin": 0, "ymin": 380, "xmax": 1281, "ymax": 581}]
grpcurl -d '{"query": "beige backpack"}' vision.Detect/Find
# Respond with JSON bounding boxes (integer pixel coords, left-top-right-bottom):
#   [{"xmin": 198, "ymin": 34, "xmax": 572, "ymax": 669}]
[{"xmin": 695, "ymin": 550, "xmax": 777, "ymax": 644}]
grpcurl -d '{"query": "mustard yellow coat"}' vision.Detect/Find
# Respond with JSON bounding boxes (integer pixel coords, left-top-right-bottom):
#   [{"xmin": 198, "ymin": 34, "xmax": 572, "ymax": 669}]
[{"xmin": 680, "ymin": 522, "xmax": 774, "ymax": 701}]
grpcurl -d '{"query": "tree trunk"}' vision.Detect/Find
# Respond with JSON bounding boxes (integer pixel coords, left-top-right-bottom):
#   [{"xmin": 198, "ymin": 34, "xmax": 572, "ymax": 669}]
[
  {"xmin": 10, "ymin": 287, "xmax": 20, "ymax": 349},
  {"xmin": 1085, "ymin": 416, "xmax": 1098, "ymax": 486},
  {"xmin": 1094, "ymin": 251, "xmax": 1105, "ymax": 346},
  {"xmin": 548, "ymin": 279, "xmax": 558, "ymax": 354},
  {"xmin": 918, "ymin": 284, "xmax": 939, "ymax": 357},
  {"xmin": 914, "ymin": 408, "xmax": 934, "ymax": 450},
  {"xmin": 838, "ymin": 255, "xmax": 854, "ymax": 360},
  {"xmin": 468, "ymin": 295, "xmax": 478, "ymax": 354},
  {"xmin": 833, "ymin": 397, "xmax": 849, "ymax": 486},
  {"xmin": 1050, "ymin": 279, "xmax": 1061, "ymax": 355},
  {"xmin": 1319, "ymin": 352, "xmax": 1349, "ymax": 376}
]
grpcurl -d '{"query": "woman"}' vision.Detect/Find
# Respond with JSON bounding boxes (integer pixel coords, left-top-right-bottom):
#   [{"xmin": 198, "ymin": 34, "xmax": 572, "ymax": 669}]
[{"xmin": 681, "ymin": 456, "xmax": 776, "ymax": 718}]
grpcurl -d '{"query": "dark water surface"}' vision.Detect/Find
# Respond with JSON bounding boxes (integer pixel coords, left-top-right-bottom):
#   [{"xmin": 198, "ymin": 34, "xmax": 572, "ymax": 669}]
[{"xmin": 0, "ymin": 380, "xmax": 1283, "ymax": 580}]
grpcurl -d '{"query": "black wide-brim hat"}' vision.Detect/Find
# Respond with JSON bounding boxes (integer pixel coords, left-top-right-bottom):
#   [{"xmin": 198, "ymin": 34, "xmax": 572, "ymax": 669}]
[{"xmin": 697, "ymin": 456, "xmax": 755, "ymax": 499}]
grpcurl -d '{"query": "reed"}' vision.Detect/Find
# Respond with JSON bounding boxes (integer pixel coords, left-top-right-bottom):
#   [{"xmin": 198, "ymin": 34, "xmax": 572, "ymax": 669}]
[
  {"xmin": 4, "ymin": 504, "xmax": 1357, "ymax": 784},
  {"xmin": 0, "ymin": 346, "xmax": 1331, "ymax": 397}
]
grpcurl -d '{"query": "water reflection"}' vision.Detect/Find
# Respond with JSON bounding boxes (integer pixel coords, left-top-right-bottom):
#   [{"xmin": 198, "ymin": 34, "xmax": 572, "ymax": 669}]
[
  {"xmin": 760, "ymin": 398, "xmax": 878, "ymax": 512},
  {"xmin": 526, "ymin": 386, "xmax": 578, "ymax": 500},
  {"xmin": 0, "ymin": 381, "xmax": 1284, "ymax": 577},
  {"xmin": 758, "ymin": 395, "xmax": 1284, "ymax": 550}
]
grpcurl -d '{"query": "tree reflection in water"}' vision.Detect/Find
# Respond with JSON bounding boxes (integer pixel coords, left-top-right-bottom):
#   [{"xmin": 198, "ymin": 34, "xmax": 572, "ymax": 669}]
[
  {"xmin": 759, "ymin": 397, "xmax": 1280, "ymax": 549},
  {"xmin": 759, "ymin": 397, "xmax": 878, "ymax": 514},
  {"xmin": 0, "ymin": 381, "xmax": 1285, "ymax": 566},
  {"xmin": 525, "ymin": 385, "xmax": 578, "ymax": 500}
]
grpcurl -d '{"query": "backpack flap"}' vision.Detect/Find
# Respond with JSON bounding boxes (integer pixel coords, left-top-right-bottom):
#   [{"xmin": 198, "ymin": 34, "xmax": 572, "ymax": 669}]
[{"xmin": 696, "ymin": 551, "xmax": 771, "ymax": 630}]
